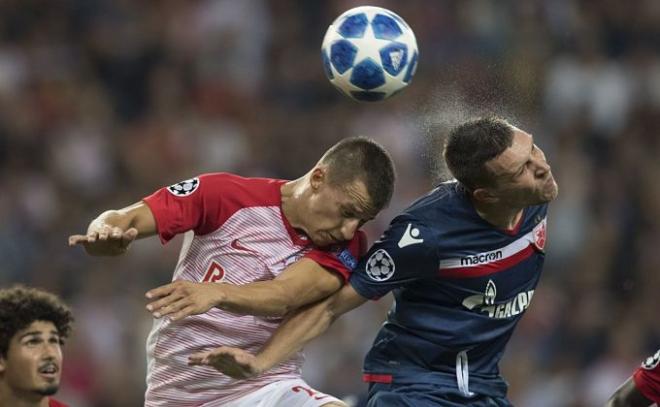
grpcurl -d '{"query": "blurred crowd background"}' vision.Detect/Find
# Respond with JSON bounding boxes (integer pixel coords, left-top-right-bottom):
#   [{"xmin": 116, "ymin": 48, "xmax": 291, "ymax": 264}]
[{"xmin": 1, "ymin": 0, "xmax": 659, "ymax": 406}]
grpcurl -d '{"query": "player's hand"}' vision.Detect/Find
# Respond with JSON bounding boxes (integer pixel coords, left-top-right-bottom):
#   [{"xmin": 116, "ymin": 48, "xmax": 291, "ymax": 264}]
[
  {"xmin": 146, "ymin": 281, "xmax": 224, "ymax": 321},
  {"xmin": 188, "ymin": 347, "xmax": 263, "ymax": 379},
  {"xmin": 68, "ymin": 224, "xmax": 138, "ymax": 256}
]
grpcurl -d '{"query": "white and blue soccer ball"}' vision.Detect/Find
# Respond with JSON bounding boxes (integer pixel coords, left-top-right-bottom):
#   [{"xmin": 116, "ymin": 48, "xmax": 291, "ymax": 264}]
[{"xmin": 321, "ymin": 6, "xmax": 418, "ymax": 102}]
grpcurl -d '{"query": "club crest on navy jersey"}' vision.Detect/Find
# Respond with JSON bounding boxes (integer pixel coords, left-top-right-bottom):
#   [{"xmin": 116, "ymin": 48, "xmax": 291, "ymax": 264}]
[
  {"xmin": 366, "ymin": 249, "xmax": 395, "ymax": 281},
  {"xmin": 532, "ymin": 218, "xmax": 546, "ymax": 251},
  {"xmin": 167, "ymin": 178, "xmax": 200, "ymax": 196}
]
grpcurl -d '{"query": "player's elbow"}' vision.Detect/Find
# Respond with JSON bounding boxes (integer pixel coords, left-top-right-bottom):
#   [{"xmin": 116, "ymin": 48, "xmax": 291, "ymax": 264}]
[
  {"xmin": 604, "ymin": 394, "xmax": 623, "ymax": 407},
  {"xmin": 605, "ymin": 391, "xmax": 635, "ymax": 407}
]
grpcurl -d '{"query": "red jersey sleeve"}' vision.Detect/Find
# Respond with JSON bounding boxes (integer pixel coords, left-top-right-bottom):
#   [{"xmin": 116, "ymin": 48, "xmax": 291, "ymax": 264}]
[
  {"xmin": 49, "ymin": 399, "xmax": 69, "ymax": 407},
  {"xmin": 633, "ymin": 350, "xmax": 660, "ymax": 404},
  {"xmin": 304, "ymin": 230, "xmax": 368, "ymax": 282},
  {"xmin": 143, "ymin": 173, "xmax": 234, "ymax": 244}
]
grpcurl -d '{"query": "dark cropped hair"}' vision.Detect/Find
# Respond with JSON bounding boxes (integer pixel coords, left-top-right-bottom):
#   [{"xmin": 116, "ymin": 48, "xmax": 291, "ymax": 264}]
[
  {"xmin": 0, "ymin": 285, "xmax": 73, "ymax": 356},
  {"xmin": 319, "ymin": 136, "xmax": 396, "ymax": 216},
  {"xmin": 443, "ymin": 117, "xmax": 514, "ymax": 190}
]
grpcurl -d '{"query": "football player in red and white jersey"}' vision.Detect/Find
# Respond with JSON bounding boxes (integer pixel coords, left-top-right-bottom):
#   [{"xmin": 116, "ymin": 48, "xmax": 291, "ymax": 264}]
[
  {"xmin": 607, "ymin": 349, "xmax": 660, "ymax": 407},
  {"xmin": 68, "ymin": 137, "xmax": 395, "ymax": 407},
  {"xmin": 0, "ymin": 286, "xmax": 74, "ymax": 407}
]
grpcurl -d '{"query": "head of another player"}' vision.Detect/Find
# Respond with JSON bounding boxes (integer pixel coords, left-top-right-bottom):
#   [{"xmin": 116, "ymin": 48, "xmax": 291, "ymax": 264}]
[
  {"xmin": 296, "ymin": 136, "xmax": 395, "ymax": 247},
  {"xmin": 0, "ymin": 285, "xmax": 73, "ymax": 404},
  {"xmin": 444, "ymin": 117, "xmax": 558, "ymax": 208}
]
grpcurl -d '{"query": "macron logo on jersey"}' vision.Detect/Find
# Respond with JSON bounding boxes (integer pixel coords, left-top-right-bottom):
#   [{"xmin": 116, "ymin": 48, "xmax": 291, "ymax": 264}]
[
  {"xmin": 438, "ymin": 217, "xmax": 547, "ymax": 279},
  {"xmin": 397, "ymin": 223, "xmax": 424, "ymax": 248}
]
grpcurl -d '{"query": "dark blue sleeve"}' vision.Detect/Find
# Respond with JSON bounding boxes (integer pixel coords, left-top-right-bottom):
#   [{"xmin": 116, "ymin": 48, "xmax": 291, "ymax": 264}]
[{"xmin": 349, "ymin": 215, "xmax": 439, "ymax": 300}]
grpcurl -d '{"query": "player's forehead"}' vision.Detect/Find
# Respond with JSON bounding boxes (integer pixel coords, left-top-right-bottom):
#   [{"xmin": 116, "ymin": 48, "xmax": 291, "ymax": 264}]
[
  {"xmin": 14, "ymin": 320, "xmax": 59, "ymax": 340},
  {"xmin": 485, "ymin": 128, "xmax": 533, "ymax": 177},
  {"xmin": 336, "ymin": 179, "xmax": 374, "ymax": 216}
]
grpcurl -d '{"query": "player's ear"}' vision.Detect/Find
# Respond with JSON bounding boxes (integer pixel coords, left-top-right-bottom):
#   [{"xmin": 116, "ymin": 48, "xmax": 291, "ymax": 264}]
[
  {"xmin": 309, "ymin": 166, "xmax": 328, "ymax": 191},
  {"xmin": 472, "ymin": 187, "xmax": 498, "ymax": 204}
]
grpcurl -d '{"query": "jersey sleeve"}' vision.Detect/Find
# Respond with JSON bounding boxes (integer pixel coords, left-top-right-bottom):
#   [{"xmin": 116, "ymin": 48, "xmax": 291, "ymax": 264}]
[
  {"xmin": 349, "ymin": 215, "xmax": 439, "ymax": 300},
  {"xmin": 143, "ymin": 173, "xmax": 231, "ymax": 244},
  {"xmin": 633, "ymin": 349, "xmax": 660, "ymax": 404},
  {"xmin": 303, "ymin": 230, "xmax": 368, "ymax": 282}
]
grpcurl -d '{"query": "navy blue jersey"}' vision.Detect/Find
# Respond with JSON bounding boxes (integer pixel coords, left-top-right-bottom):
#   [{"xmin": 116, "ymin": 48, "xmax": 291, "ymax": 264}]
[{"xmin": 350, "ymin": 181, "xmax": 548, "ymax": 399}]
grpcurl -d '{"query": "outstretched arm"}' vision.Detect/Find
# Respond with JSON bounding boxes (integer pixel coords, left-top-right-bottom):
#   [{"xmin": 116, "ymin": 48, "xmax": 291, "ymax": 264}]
[
  {"xmin": 188, "ymin": 283, "xmax": 368, "ymax": 378},
  {"xmin": 68, "ymin": 201, "xmax": 157, "ymax": 256},
  {"xmin": 606, "ymin": 376, "xmax": 653, "ymax": 407},
  {"xmin": 145, "ymin": 258, "xmax": 344, "ymax": 319}
]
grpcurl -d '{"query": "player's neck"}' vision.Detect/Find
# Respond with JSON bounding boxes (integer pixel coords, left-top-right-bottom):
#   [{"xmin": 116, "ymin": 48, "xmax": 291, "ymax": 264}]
[
  {"xmin": 0, "ymin": 385, "xmax": 49, "ymax": 407},
  {"xmin": 472, "ymin": 200, "xmax": 524, "ymax": 231},
  {"xmin": 280, "ymin": 178, "xmax": 306, "ymax": 230}
]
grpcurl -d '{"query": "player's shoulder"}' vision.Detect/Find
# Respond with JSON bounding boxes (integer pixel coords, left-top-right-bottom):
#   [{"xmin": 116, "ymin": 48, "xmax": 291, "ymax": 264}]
[
  {"xmin": 398, "ymin": 180, "xmax": 470, "ymax": 225},
  {"xmin": 198, "ymin": 172, "xmax": 287, "ymax": 205},
  {"xmin": 199, "ymin": 172, "xmax": 283, "ymax": 188}
]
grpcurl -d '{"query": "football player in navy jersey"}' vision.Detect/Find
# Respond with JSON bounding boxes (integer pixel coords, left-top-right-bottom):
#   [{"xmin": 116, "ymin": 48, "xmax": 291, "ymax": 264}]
[{"xmin": 188, "ymin": 117, "xmax": 559, "ymax": 407}]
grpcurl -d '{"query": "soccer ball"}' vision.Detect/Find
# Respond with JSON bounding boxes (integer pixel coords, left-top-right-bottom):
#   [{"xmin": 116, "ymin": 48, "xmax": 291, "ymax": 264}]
[{"xmin": 321, "ymin": 6, "xmax": 418, "ymax": 102}]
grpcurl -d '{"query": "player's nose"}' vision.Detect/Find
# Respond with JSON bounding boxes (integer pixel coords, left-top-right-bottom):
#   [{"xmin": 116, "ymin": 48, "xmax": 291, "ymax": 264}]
[
  {"xmin": 534, "ymin": 156, "xmax": 551, "ymax": 177},
  {"xmin": 339, "ymin": 218, "xmax": 360, "ymax": 241}
]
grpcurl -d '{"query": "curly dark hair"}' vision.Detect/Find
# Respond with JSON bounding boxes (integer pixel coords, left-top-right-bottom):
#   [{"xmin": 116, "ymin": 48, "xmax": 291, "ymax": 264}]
[{"xmin": 0, "ymin": 285, "xmax": 73, "ymax": 357}]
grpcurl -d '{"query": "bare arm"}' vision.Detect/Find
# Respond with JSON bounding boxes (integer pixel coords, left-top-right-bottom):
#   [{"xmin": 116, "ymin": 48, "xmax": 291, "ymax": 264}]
[
  {"xmin": 146, "ymin": 258, "xmax": 344, "ymax": 319},
  {"xmin": 606, "ymin": 376, "xmax": 653, "ymax": 407},
  {"xmin": 68, "ymin": 201, "xmax": 157, "ymax": 256},
  {"xmin": 188, "ymin": 283, "xmax": 368, "ymax": 378}
]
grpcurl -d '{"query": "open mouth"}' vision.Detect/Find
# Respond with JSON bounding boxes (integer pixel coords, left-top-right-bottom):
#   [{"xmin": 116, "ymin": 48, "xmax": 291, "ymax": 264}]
[{"xmin": 38, "ymin": 363, "xmax": 59, "ymax": 379}]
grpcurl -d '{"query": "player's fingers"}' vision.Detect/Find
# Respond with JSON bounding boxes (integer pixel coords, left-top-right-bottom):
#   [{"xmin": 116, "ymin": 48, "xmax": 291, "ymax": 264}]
[
  {"xmin": 68, "ymin": 235, "xmax": 88, "ymax": 246},
  {"xmin": 205, "ymin": 353, "xmax": 231, "ymax": 369},
  {"xmin": 147, "ymin": 294, "xmax": 185, "ymax": 316},
  {"xmin": 98, "ymin": 225, "xmax": 111, "ymax": 241},
  {"xmin": 170, "ymin": 305, "xmax": 198, "ymax": 321},
  {"xmin": 145, "ymin": 283, "xmax": 177, "ymax": 300},
  {"xmin": 110, "ymin": 226, "xmax": 123, "ymax": 239},
  {"xmin": 188, "ymin": 351, "xmax": 212, "ymax": 365},
  {"xmin": 121, "ymin": 228, "xmax": 138, "ymax": 248},
  {"xmin": 159, "ymin": 299, "xmax": 189, "ymax": 318},
  {"xmin": 86, "ymin": 231, "xmax": 99, "ymax": 243},
  {"xmin": 213, "ymin": 354, "xmax": 250, "ymax": 378}
]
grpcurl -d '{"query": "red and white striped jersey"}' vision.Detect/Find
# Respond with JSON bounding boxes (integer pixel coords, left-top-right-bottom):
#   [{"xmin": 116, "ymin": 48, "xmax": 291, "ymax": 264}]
[{"xmin": 142, "ymin": 173, "xmax": 366, "ymax": 406}]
